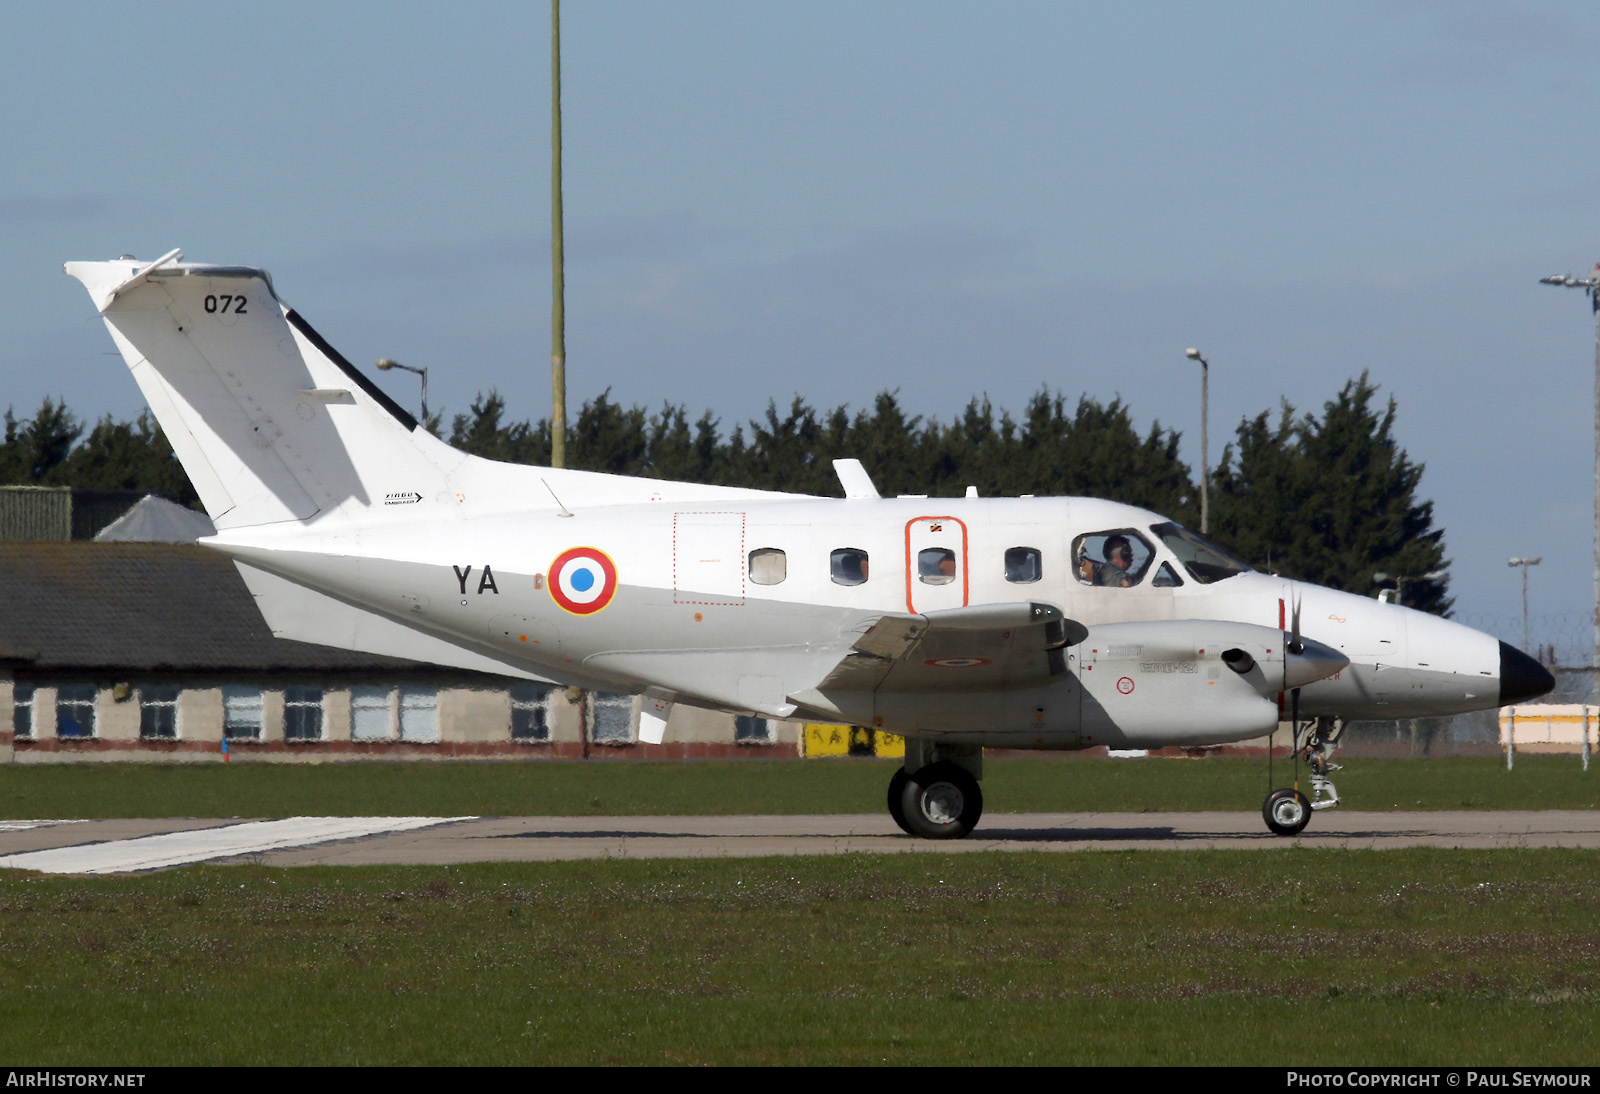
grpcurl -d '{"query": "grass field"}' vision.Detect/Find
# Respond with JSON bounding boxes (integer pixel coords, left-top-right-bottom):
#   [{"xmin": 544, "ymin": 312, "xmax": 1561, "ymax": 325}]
[
  {"xmin": 4, "ymin": 756, "xmax": 1597, "ymax": 1066},
  {"xmin": 3, "ymin": 849, "xmax": 1598, "ymax": 1065},
  {"xmin": 1, "ymin": 753, "xmax": 1596, "ymax": 819}
]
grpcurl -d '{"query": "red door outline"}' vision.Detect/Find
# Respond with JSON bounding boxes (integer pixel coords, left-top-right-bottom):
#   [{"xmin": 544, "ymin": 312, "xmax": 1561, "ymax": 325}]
[{"xmin": 904, "ymin": 516, "xmax": 969, "ymax": 613}]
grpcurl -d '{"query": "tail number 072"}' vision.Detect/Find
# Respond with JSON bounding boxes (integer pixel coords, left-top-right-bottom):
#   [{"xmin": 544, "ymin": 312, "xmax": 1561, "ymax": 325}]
[{"xmin": 204, "ymin": 294, "xmax": 247, "ymax": 315}]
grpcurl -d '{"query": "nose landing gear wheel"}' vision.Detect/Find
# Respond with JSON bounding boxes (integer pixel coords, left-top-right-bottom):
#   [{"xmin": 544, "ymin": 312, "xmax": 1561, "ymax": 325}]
[
  {"xmin": 898, "ymin": 761, "xmax": 983, "ymax": 839},
  {"xmin": 1263, "ymin": 787, "xmax": 1312, "ymax": 836}
]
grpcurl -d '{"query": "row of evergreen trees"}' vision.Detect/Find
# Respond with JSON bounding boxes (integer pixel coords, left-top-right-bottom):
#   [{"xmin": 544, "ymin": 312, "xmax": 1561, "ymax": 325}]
[{"xmin": 0, "ymin": 375, "xmax": 1449, "ymax": 614}]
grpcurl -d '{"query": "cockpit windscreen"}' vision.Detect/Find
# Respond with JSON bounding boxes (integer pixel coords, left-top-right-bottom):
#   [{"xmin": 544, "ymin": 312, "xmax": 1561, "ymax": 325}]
[{"xmin": 1149, "ymin": 522, "xmax": 1253, "ymax": 584}]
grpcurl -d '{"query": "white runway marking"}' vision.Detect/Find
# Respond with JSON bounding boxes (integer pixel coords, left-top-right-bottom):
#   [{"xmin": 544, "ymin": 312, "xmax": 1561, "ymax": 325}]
[
  {"xmin": 0, "ymin": 820, "xmax": 87, "ymax": 832},
  {"xmin": 0, "ymin": 816, "xmax": 471, "ymax": 874}
]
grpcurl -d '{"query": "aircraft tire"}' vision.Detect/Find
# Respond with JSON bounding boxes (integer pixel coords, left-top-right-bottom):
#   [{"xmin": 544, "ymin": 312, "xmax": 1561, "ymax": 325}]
[
  {"xmin": 887, "ymin": 769, "xmax": 913, "ymax": 835},
  {"xmin": 900, "ymin": 762, "xmax": 982, "ymax": 840},
  {"xmin": 1262, "ymin": 787, "xmax": 1312, "ymax": 836}
]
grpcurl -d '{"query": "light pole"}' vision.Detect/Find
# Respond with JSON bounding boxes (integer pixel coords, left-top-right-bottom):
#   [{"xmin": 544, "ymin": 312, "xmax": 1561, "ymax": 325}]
[
  {"xmin": 1372, "ymin": 569, "xmax": 1446, "ymax": 608},
  {"xmin": 1508, "ymin": 556, "xmax": 1542, "ymax": 653},
  {"xmin": 375, "ymin": 358, "xmax": 428, "ymax": 424},
  {"xmin": 1185, "ymin": 347, "xmax": 1209, "ymax": 534},
  {"xmin": 1539, "ymin": 266, "xmax": 1600, "ymax": 709},
  {"xmin": 551, "ymin": 0, "xmax": 567, "ymax": 468}
]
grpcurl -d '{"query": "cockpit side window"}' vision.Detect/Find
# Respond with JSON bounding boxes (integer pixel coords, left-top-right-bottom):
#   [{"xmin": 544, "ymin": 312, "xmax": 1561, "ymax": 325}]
[
  {"xmin": 1152, "ymin": 561, "xmax": 1183, "ymax": 587},
  {"xmin": 1072, "ymin": 530, "xmax": 1155, "ymax": 588},
  {"xmin": 831, "ymin": 547, "xmax": 870, "ymax": 586},
  {"xmin": 1149, "ymin": 522, "xmax": 1252, "ymax": 584}
]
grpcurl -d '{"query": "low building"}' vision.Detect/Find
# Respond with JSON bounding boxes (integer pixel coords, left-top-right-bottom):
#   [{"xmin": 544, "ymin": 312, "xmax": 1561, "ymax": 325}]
[
  {"xmin": 1498, "ymin": 703, "xmax": 1597, "ymax": 755},
  {"xmin": 0, "ymin": 542, "xmax": 799, "ymax": 762}
]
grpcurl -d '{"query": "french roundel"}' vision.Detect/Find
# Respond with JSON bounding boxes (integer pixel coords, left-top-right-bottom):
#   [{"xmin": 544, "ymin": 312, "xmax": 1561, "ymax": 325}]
[{"xmin": 548, "ymin": 547, "xmax": 618, "ymax": 615}]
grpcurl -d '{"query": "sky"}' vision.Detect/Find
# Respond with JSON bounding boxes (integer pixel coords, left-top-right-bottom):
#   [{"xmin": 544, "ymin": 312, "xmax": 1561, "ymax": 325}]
[{"xmin": 4, "ymin": 1, "xmax": 1599, "ymax": 654}]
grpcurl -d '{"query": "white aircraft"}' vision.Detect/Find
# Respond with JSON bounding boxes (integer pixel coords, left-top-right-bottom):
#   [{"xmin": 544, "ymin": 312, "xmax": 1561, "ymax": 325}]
[{"xmin": 65, "ymin": 252, "xmax": 1554, "ymax": 838}]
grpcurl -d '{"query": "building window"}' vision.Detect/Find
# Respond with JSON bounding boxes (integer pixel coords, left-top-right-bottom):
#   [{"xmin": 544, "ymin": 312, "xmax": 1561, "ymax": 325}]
[
  {"xmin": 1005, "ymin": 546, "xmax": 1042, "ymax": 583},
  {"xmin": 139, "ymin": 685, "xmax": 179, "ymax": 739},
  {"xmin": 749, "ymin": 548, "xmax": 787, "ymax": 585},
  {"xmin": 12, "ymin": 682, "xmax": 34, "ymax": 739},
  {"xmin": 351, "ymin": 685, "xmax": 391, "ymax": 741},
  {"xmin": 56, "ymin": 683, "xmax": 96, "ymax": 739},
  {"xmin": 284, "ymin": 686, "xmax": 325, "ymax": 741},
  {"xmin": 734, "ymin": 715, "xmax": 776, "ymax": 745},
  {"xmin": 588, "ymin": 692, "xmax": 635, "ymax": 745},
  {"xmin": 398, "ymin": 686, "xmax": 439, "ymax": 743},
  {"xmin": 510, "ymin": 684, "xmax": 552, "ymax": 743},
  {"xmin": 223, "ymin": 686, "xmax": 263, "ymax": 740},
  {"xmin": 830, "ymin": 548, "xmax": 869, "ymax": 586}
]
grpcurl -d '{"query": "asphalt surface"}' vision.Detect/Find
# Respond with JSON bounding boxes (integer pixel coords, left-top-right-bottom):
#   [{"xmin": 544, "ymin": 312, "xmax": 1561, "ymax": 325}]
[{"xmin": 2, "ymin": 810, "xmax": 1599, "ymax": 873}]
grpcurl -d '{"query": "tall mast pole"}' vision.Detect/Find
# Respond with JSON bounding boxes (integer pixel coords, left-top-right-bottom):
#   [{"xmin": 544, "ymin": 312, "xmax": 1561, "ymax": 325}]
[{"xmin": 550, "ymin": 0, "xmax": 567, "ymax": 468}]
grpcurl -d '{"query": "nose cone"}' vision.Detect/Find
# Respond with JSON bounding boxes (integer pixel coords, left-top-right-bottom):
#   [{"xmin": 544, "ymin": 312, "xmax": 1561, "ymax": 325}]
[
  {"xmin": 1285, "ymin": 636, "xmax": 1350, "ymax": 689},
  {"xmin": 1499, "ymin": 642, "xmax": 1555, "ymax": 705}
]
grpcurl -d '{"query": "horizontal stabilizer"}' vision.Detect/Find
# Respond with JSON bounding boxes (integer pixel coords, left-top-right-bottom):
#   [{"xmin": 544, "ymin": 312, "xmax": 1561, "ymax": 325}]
[{"xmin": 232, "ymin": 561, "xmax": 557, "ymax": 684}]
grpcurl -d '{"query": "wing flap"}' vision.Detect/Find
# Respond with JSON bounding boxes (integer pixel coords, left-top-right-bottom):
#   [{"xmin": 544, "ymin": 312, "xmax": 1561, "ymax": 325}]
[{"xmin": 811, "ymin": 601, "xmax": 1081, "ymax": 700}]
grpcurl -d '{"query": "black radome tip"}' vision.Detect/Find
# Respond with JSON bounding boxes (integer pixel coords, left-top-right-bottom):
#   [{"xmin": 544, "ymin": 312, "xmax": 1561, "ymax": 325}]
[{"xmin": 1499, "ymin": 641, "xmax": 1556, "ymax": 706}]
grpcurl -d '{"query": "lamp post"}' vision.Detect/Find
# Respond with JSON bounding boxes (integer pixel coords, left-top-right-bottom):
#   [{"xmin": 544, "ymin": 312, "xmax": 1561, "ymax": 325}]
[
  {"xmin": 1185, "ymin": 347, "xmax": 1209, "ymax": 534},
  {"xmin": 1372, "ymin": 569, "xmax": 1446, "ymax": 608},
  {"xmin": 551, "ymin": 0, "xmax": 567, "ymax": 468},
  {"xmin": 1507, "ymin": 556, "xmax": 1542, "ymax": 653},
  {"xmin": 375, "ymin": 358, "xmax": 428, "ymax": 424},
  {"xmin": 1538, "ymin": 265, "xmax": 1600, "ymax": 709}
]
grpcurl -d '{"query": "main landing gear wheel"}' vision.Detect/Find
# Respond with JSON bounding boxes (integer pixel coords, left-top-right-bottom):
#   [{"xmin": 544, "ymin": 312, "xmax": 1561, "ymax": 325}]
[
  {"xmin": 898, "ymin": 762, "xmax": 983, "ymax": 840},
  {"xmin": 887, "ymin": 768, "xmax": 913, "ymax": 835},
  {"xmin": 1262, "ymin": 787, "xmax": 1312, "ymax": 837}
]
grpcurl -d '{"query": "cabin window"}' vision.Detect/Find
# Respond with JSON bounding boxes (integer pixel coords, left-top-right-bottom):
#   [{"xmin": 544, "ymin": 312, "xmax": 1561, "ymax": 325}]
[
  {"xmin": 918, "ymin": 547, "xmax": 957, "ymax": 585},
  {"xmin": 1072, "ymin": 531, "xmax": 1155, "ymax": 588},
  {"xmin": 749, "ymin": 548, "xmax": 787, "ymax": 585},
  {"xmin": 831, "ymin": 548, "xmax": 870, "ymax": 586},
  {"xmin": 223, "ymin": 686, "xmax": 264, "ymax": 740},
  {"xmin": 56, "ymin": 683, "xmax": 97, "ymax": 739},
  {"xmin": 139, "ymin": 685, "xmax": 180, "ymax": 740},
  {"xmin": 283, "ymin": 685, "xmax": 325, "ymax": 741},
  {"xmin": 1005, "ymin": 547, "xmax": 1042, "ymax": 583},
  {"xmin": 510, "ymin": 684, "xmax": 552, "ymax": 743},
  {"xmin": 12, "ymin": 682, "xmax": 34, "ymax": 739}
]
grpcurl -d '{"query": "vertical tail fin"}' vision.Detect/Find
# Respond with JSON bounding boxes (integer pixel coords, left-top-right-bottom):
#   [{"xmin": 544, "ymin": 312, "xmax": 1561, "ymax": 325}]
[{"xmin": 65, "ymin": 254, "xmax": 445, "ymax": 530}]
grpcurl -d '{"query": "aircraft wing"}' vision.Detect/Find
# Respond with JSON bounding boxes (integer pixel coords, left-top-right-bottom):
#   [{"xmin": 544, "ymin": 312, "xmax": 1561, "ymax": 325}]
[{"xmin": 813, "ymin": 601, "xmax": 1084, "ymax": 697}]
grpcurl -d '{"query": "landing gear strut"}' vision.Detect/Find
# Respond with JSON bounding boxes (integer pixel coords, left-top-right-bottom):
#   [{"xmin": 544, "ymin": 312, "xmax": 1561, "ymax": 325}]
[
  {"xmin": 1262, "ymin": 714, "xmax": 1344, "ymax": 837},
  {"xmin": 889, "ymin": 741, "xmax": 984, "ymax": 839}
]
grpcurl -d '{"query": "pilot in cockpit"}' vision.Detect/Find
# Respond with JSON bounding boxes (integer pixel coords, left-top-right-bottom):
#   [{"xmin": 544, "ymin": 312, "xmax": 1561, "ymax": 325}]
[{"xmin": 1098, "ymin": 535, "xmax": 1135, "ymax": 588}]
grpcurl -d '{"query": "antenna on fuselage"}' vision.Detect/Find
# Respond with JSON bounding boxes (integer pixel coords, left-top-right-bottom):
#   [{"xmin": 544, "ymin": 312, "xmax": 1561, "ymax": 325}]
[
  {"xmin": 541, "ymin": 478, "xmax": 574, "ymax": 517},
  {"xmin": 833, "ymin": 458, "xmax": 880, "ymax": 499}
]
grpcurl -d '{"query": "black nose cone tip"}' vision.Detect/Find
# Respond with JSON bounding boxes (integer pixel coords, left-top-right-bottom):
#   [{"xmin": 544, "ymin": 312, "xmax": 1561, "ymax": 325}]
[{"xmin": 1499, "ymin": 641, "xmax": 1556, "ymax": 705}]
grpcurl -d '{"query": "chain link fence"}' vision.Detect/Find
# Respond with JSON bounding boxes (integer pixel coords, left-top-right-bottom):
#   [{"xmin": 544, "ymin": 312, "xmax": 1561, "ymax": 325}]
[{"xmin": 1337, "ymin": 610, "xmax": 1595, "ymax": 756}]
